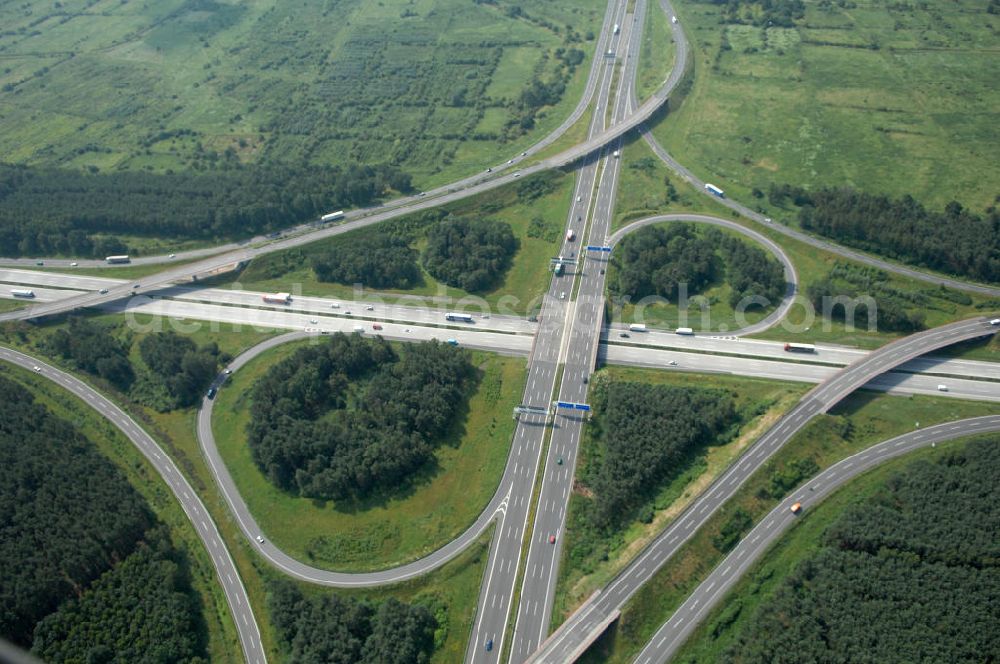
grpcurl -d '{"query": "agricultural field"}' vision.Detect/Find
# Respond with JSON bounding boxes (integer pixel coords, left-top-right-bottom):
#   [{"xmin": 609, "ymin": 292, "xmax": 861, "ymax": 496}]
[
  {"xmin": 653, "ymin": 0, "xmax": 1000, "ymax": 213},
  {"xmin": 0, "ymin": 0, "xmax": 604, "ymax": 186}
]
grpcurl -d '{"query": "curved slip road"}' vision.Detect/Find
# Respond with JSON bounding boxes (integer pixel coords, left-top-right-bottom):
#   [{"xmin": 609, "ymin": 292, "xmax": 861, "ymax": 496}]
[
  {"xmin": 634, "ymin": 414, "xmax": 1000, "ymax": 663},
  {"xmin": 197, "ymin": 330, "xmax": 517, "ymax": 587},
  {"xmin": 606, "ymin": 213, "xmax": 797, "ymax": 336},
  {"xmin": 525, "ymin": 316, "xmax": 998, "ymax": 663},
  {"xmin": 0, "ymin": 346, "xmax": 265, "ymax": 664}
]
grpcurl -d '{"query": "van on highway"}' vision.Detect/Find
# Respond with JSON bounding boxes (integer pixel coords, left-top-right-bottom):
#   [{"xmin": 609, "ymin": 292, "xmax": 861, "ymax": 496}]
[
  {"xmin": 937, "ymin": 384, "xmax": 948, "ymax": 392},
  {"xmin": 353, "ymin": 326, "xmax": 365, "ymax": 333},
  {"xmin": 990, "ymin": 319, "xmax": 1000, "ymax": 325},
  {"xmin": 790, "ymin": 502, "xmax": 802, "ymax": 514}
]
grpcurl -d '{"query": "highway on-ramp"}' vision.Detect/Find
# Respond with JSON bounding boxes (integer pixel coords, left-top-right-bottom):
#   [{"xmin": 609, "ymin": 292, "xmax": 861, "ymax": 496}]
[
  {"xmin": 633, "ymin": 414, "xmax": 1000, "ymax": 664},
  {"xmin": 526, "ymin": 317, "xmax": 998, "ymax": 663},
  {"xmin": 0, "ymin": 347, "xmax": 266, "ymax": 664}
]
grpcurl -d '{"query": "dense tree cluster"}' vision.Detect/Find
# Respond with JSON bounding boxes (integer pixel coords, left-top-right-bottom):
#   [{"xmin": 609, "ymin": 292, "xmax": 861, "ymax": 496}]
[
  {"xmin": 0, "ymin": 377, "xmax": 146, "ymax": 645},
  {"xmin": 423, "ymin": 217, "xmax": 518, "ymax": 292},
  {"xmin": 42, "ymin": 316, "xmax": 135, "ymax": 390},
  {"xmin": 585, "ymin": 382, "xmax": 737, "ymax": 528},
  {"xmin": 772, "ymin": 184, "xmax": 1000, "ymax": 284},
  {"xmin": 806, "ymin": 262, "xmax": 928, "ymax": 332},
  {"xmin": 705, "ymin": 0, "xmax": 806, "ymax": 27},
  {"xmin": 611, "ymin": 225, "xmax": 717, "ymax": 302},
  {"xmin": 720, "ymin": 439, "xmax": 1000, "ymax": 663},
  {"xmin": 31, "ymin": 528, "xmax": 207, "ymax": 664},
  {"xmin": 269, "ymin": 580, "xmax": 436, "ymax": 664},
  {"xmin": 0, "ymin": 162, "xmax": 411, "ymax": 257},
  {"xmin": 706, "ymin": 229, "xmax": 786, "ymax": 308},
  {"xmin": 137, "ymin": 331, "xmax": 227, "ymax": 409},
  {"xmin": 248, "ymin": 334, "xmax": 475, "ymax": 501},
  {"xmin": 312, "ymin": 234, "xmax": 422, "ymax": 289},
  {"xmin": 611, "ymin": 225, "xmax": 785, "ymax": 308}
]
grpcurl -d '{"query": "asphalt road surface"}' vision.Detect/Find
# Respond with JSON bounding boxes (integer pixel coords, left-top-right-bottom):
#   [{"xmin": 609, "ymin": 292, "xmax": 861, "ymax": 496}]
[
  {"xmin": 0, "ymin": 347, "xmax": 266, "ymax": 664},
  {"xmin": 5, "ymin": 268, "xmax": 1000, "ymax": 387},
  {"xmin": 634, "ymin": 414, "xmax": 1000, "ymax": 664},
  {"xmin": 526, "ymin": 317, "xmax": 997, "ymax": 663}
]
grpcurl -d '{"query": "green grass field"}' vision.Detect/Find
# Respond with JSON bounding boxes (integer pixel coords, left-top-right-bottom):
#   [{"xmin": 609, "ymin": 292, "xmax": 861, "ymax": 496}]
[
  {"xmin": 237, "ymin": 171, "xmax": 573, "ymax": 315},
  {"xmin": 553, "ymin": 367, "xmax": 808, "ymax": 624},
  {"xmin": 635, "ymin": 0, "xmax": 675, "ymax": 100},
  {"xmin": 211, "ymin": 338, "xmax": 526, "ymax": 572},
  {"xmin": 652, "ymin": 0, "xmax": 1000, "ymax": 214},
  {"xmin": 576, "ymin": 389, "xmax": 1000, "ymax": 662},
  {"xmin": 0, "ymin": 0, "xmax": 604, "ymax": 188},
  {"xmin": 0, "ymin": 361, "xmax": 243, "ymax": 664},
  {"xmin": 671, "ymin": 434, "xmax": 988, "ymax": 663}
]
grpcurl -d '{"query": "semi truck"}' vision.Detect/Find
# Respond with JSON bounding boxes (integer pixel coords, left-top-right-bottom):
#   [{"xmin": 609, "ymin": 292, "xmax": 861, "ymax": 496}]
[
  {"xmin": 105, "ymin": 255, "xmax": 131, "ymax": 264},
  {"xmin": 320, "ymin": 210, "xmax": 345, "ymax": 223},
  {"xmin": 262, "ymin": 292, "xmax": 292, "ymax": 305},
  {"xmin": 704, "ymin": 183, "xmax": 724, "ymax": 198},
  {"xmin": 784, "ymin": 342, "xmax": 816, "ymax": 353},
  {"xmin": 10, "ymin": 289, "xmax": 35, "ymax": 298},
  {"xmin": 675, "ymin": 327, "xmax": 694, "ymax": 335}
]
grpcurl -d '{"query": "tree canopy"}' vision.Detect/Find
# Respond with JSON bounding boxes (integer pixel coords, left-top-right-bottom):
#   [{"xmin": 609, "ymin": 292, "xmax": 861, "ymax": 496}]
[
  {"xmin": 42, "ymin": 316, "xmax": 135, "ymax": 390},
  {"xmin": 30, "ymin": 528, "xmax": 207, "ymax": 664},
  {"xmin": 422, "ymin": 217, "xmax": 518, "ymax": 292},
  {"xmin": 0, "ymin": 162, "xmax": 411, "ymax": 257},
  {"xmin": 312, "ymin": 234, "xmax": 422, "ymax": 290},
  {"xmin": 268, "ymin": 580, "xmax": 436, "ymax": 664},
  {"xmin": 719, "ymin": 438, "xmax": 1000, "ymax": 664},
  {"xmin": 584, "ymin": 381, "xmax": 737, "ymax": 528},
  {"xmin": 137, "ymin": 331, "xmax": 226, "ymax": 409},
  {"xmin": 611, "ymin": 225, "xmax": 717, "ymax": 302},
  {"xmin": 772, "ymin": 184, "xmax": 1000, "ymax": 284},
  {"xmin": 248, "ymin": 334, "xmax": 475, "ymax": 501}
]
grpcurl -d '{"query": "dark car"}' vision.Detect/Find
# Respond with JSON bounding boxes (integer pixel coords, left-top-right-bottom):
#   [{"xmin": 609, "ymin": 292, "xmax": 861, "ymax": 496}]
[
  {"xmin": 619, "ymin": 332, "xmax": 630, "ymax": 338},
  {"xmin": 485, "ymin": 638, "xmax": 493, "ymax": 652},
  {"xmin": 206, "ymin": 387, "xmax": 217, "ymax": 399}
]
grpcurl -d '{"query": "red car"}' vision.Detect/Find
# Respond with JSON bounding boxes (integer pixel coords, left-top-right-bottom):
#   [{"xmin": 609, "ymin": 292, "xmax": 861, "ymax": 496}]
[
  {"xmin": 372, "ymin": 323, "xmax": 383, "ymax": 330},
  {"xmin": 549, "ymin": 534, "xmax": 556, "ymax": 544}
]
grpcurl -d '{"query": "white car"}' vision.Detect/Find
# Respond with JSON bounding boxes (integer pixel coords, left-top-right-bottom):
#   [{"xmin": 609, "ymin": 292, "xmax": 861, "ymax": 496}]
[
  {"xmin": 513, "ymin": 172, "xmax": 521, "ymax": 177},
  {"xmin": 309, "ymin": 319, "xmax": 318, "ymax": 324},
  {"xmin": 256, "ymin": 535, "xmax": 264, "ymax": 544},
  {"xmin": 99, "ymin": 288, "xmax": 109, "ymax": 294},
  {"xmin": 169, "ymin": 253, "xmax": 176, "ymax": 258},
  {"xmin": 366, "ymin": 305, "xmax": 374, "ymax": 311},
  {"xmin": 330, "ymin": 302, "xmax": 340, "ymax": 308},
  {"xmin": 937, "ymin": 384, "xmax": 948, "ymax": 392},
  {"xmin": 70, "ymin": 262, "xmax": 78, "ymax": 267},
  {"xmin": 559, "ymin": 292, "xmax": 566, "ymax": 300},
  {"xmin": 33, "ymin": 365, "xmax": 41, "ymax": 372}
]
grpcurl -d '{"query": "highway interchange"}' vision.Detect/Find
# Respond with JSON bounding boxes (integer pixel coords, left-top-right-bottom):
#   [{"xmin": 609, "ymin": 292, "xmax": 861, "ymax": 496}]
[{"xmin": 1, "ymin": 1, "xmax": 998, "ymax": 663}]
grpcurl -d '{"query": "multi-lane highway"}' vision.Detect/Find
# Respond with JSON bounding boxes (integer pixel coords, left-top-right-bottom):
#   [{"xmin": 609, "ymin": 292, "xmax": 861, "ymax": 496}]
[
  {"xmin": 467, "ymin": 3, "xmax": 644, "ymax": 660},
  {"xmin": 526, "ymin": 316, "xmax": 997, "ymax": 663},
  {"xmin": 0, "ymin": 347, "xmax": 266, "ymax": 664},
  {"xmin": 633, "ymin": 414, "xmax": 1000, "ymax": 664}
]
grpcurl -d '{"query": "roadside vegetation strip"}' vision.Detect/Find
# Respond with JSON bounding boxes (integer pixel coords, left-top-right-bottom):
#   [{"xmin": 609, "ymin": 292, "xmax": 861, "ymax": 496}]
[
  {"xmin": 574, "ymin": 390, "xmax": 1000, "ymax": 663},
  {"xmin": 553, "ymin": 368, "xmax": 806, "ymax": 623},
  {"xmin": 671, "ymin": 430, "xmax": 1000, "ymax": 664},
  {"xmin": 205, "ymin": 332, "xmax": 525, "ymax": 574}
]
